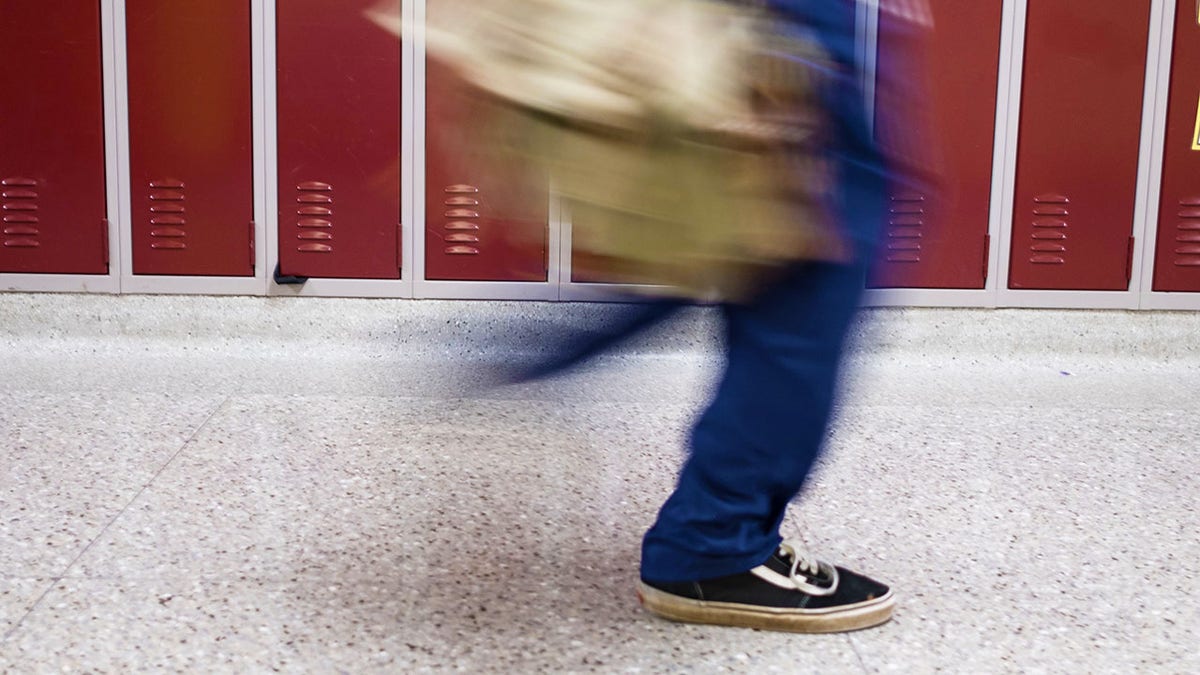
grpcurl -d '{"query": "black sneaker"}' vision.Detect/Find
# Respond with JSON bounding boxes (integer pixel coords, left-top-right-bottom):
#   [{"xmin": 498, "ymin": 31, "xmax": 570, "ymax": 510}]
[{"xmin": 637, "ymin": 540, "xmax": 894, "ymax": 633}]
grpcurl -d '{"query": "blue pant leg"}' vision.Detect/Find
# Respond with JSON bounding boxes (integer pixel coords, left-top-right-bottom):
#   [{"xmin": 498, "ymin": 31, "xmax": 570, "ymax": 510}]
[
  {"xmin": 639, "ymin": 103, "xmax": 886, "ymax": 584},
  {"xmin": 639, "ymin": 258, "xmax": 870, "ymax": 582},
  {"xmin": 639, "ymin": 0, "xmax": 887, "ymax": 583}
]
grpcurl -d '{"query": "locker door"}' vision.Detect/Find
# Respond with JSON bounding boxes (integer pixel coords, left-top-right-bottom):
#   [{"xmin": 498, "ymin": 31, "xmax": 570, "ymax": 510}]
[
  {"xmin": 424, "ymin": 62, "xmax": 548, "ymax": 282},
  {"xmin": 868, "ymin": 0, "xmax": 1003, "ymax": 289},
  {"xmin": 277, "ymin": 0, "xmax": 401, "ymax": 279},
  {"xmin": 127, "ymin": 0, "xmax": 254, "ymax": 276},
  {"xmin": 1153, "ymin": 1, "xmax": 1200, "ymax": 292},
  {"xmin": 0, "ymin": 1, "xmax": 107, "ymax": 275},
  {"xmin": 1009, "ymin": 0, "xmax": 1151, "ymax": 290}
]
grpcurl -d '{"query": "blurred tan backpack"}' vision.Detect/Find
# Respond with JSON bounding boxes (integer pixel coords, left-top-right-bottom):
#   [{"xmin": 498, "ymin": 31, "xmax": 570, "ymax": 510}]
[{"xmin": 373, "ymin": 0, "xmax": 851, "ymax": 300}]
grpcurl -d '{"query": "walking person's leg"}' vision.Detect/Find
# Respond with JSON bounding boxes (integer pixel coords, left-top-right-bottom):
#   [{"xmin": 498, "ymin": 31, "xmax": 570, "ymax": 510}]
[
  {"xmin": 640, "ymin": 259, "xmax": 867, "ymax": 584},
  {"xmin": 637, "ymin": 3, "xmax": 895, "ymax": 624},
  {"xmin": 637, "ymin": 257, "xmax": 893, "ymax": 633}
]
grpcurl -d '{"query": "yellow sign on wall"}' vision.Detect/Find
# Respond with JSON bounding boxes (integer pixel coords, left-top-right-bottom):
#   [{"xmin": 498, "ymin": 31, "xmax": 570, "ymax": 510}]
[{"xmin": 1193, "ymin": 94, "xmax": 1200, "ymax": 150}]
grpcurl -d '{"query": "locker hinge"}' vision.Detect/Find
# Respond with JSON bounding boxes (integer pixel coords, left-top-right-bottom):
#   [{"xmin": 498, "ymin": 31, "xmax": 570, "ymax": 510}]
[
  {"xmin": 101, "ymin": 218, "xmax": 110, "ymax": 269},
  {"xmin": 1125, "ymin": 236, "xmax": 1136, "ymax": 285},
  {"xmin": 981, "ymin": 234, "xmax": 991, "ymax": 285},
  {"xmin": 249, "ymin": 220, "xmax": 256, "ymax": 271}
]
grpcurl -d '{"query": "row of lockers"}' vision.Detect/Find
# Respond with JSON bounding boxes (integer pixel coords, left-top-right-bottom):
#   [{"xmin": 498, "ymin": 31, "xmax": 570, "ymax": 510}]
[{"xmin": 1, "ymin": 0, "xmax": 1199, "ymax": 293}]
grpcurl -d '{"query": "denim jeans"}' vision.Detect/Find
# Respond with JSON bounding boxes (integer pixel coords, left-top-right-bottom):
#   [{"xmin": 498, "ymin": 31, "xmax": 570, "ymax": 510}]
[{"xmin": 639, "ymin": 0, "xmax": 886, "ymax": 582}]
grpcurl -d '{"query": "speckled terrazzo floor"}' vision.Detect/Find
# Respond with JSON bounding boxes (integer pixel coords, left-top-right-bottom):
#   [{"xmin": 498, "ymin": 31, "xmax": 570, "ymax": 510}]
[{"xmin": 1, "ymin": 294, "xmax": 1198, "ymax": 673}]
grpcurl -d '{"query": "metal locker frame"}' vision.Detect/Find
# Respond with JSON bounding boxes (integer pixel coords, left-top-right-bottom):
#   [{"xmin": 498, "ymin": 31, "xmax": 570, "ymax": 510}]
[
  {"xmin": 866, "ymin": 0, "xmax": 1002, "ymax": 292},
  {"xmin": 990, "ymin": 0, "xmax": 1162, "ymax": 309},
  {"xmin": 122, "ymin": 0, "xmax": 257, "ymax": 279},
  {"xmin": 263, "ymin": 0, "xmax": 414, "ymax": 299},
  {"xmin": 1140, "ymin": 0, "xmax": 1200, "ymax": 309},
  {"xmin": 117, "ymin": 0, "xmax": 267, "ymax": 295},
  {"xmin": 863, "ymin": 0, "xmax": 1009, "ymax": 308},
  {"xmin": 0, "ymin": 0, "xmax": 120, "ymax": 294},
  {"xmin": 422, "ymin": 60, "xmax": 552, "ymax": 285},
  {"xmin": 414, "ymin": 4, "xmax": 555, "ymax": 300}
]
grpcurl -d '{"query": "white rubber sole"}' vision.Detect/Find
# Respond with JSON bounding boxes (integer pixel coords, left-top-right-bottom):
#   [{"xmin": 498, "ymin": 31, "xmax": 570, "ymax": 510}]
[{"xmin": 637, "ymin": 581, "xmax": 896, "ymax": 633}]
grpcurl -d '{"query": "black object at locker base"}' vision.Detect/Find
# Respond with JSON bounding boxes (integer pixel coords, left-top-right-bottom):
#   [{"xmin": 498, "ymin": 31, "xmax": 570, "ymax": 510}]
[{"xmin": 273, "ymin": 263, "xmax": 309, "ymax": 285}]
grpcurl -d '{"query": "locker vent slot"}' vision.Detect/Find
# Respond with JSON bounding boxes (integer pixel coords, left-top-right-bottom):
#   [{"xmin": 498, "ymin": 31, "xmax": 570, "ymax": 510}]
[
  {"xmin": 443, "ymin": 184, "xmax": 483, "ymax": 255},
  {"xmin": 297, "ymin": 182, "xmax": 334, "ymax": 254},
  {"xmin": 1, "ymin": 177, "xmax": 40, "ymax": 248},
  {"xmin": 148, "ymin": 180, "xmax": 188, "ymax": 250},
  {"xmin": 884, "ymin": 193, "xmax": 924, "ymax": 263},
  {"xmin": 1029, "ymin": 195, "xmax": 1070, "ymax": 265},
  {"xmin": 1175, "ymin": 197, "xmax": 1200, "ymax": 267}
]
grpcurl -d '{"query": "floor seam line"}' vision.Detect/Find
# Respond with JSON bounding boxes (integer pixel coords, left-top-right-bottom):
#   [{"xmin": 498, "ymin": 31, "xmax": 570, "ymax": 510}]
[
  {"xmin": 847, "ymin": 633, "xmax": 873, "ymax": 674},
  {"xmin": 0, "ymin": 396, "xmax": 231, "ymax": 645}
]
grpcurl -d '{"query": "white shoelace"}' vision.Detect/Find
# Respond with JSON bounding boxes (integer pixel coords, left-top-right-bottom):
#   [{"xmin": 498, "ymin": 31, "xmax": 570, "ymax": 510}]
[{"xmin": 777, "ymin": 539, "xmax": 840, "ymax": 597}]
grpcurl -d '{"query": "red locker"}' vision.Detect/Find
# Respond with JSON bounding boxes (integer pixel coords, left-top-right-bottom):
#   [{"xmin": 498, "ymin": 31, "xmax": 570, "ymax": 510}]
[
  {"xmin": 277, "ymin": 0, "xmax": 401, "ymax": 279},
  {"xmin": 126, "ymin": 0, "xmax": 254, "ymax": 276},
  {"xmin": 1153, "ymin": 2, "xmax": 1200, "ymax": 292},
  {"xmin": 868, "ymin": 0, "xmax": 1003, "ymax": 289},
  {"xmin": 1009, "ymin": 1, "xmax": 1151, "ymax": 290},
  {"xmin": 0, "ymin": 1, "xmax": 107, "ymax": 275},
  {"xmin": 424, "ymin": 60, "xmax": 548, "ymax": 282}
]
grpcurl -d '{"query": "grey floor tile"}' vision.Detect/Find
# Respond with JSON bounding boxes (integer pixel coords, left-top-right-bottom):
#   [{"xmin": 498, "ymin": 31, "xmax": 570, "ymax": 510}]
[
  {"xmin": 2, "ymin": 294, "xmax": 1199, "ymax": 671},
  {"xmin": 0, "ymin": 344, "xmax": 720, "ymax": 408},
  {"xmin": 0, "ymin": 576, "xmax": 866, "ymax": 674},
  {"xmin": 0, "ymin": 578, "xmax": 49, "ymax": 636},
  {"xmin": 792, "ymin": 405, "xmax": 1200, "ymax": 673},
  {"xmin": 0, "ymin": 294, "xmax": 723, "ymax": 404},
  {"xmin": 50, "ymin": 395, "xmax": 871, "ymax": 670},
  {"xmin": 839, "ymin": 358, "xmax": 1200, "ymax": 412},
  {"xmin": 0, "ymin": 392, "xmax": 224, "ymax": 577},
  {"xmin": 69, "ymin": 396, "xmax": 691, "ymax": 581}
]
